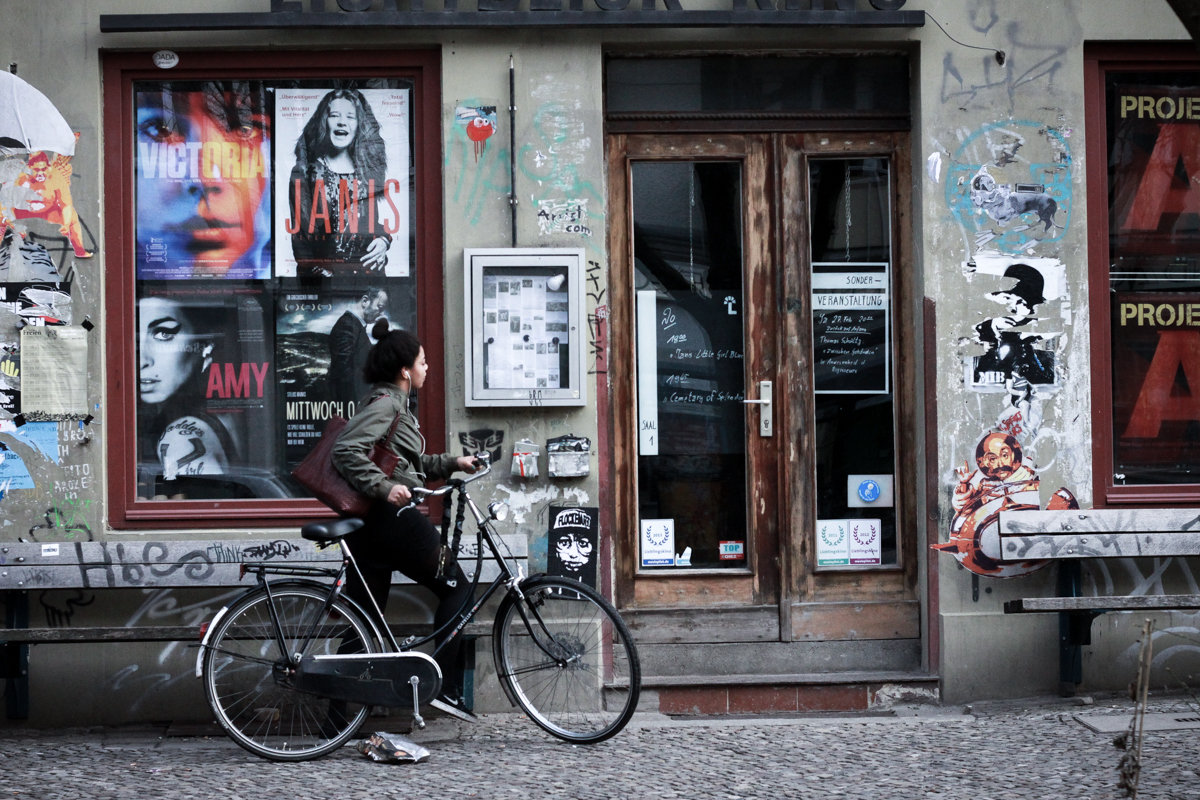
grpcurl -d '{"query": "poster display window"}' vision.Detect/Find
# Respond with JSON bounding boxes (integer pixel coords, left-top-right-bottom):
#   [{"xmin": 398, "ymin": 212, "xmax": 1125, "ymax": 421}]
[
  {"xmin": 109, "ymin": 50, "xmax": 440, "ymax": 522},
  {"xmin": 1105, "ymin": 70, "xmax": 1200, "ymax": 487},
  {"xmin": 463, "ymin": 248, "xmax": 585, "ymax": 407}
]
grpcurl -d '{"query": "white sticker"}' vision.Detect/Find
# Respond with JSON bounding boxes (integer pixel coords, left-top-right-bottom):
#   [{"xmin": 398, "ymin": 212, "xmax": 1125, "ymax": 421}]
[
  {"xmin": 41, "ymin": 543, "xmax": 59, "ymax": 557},
  {"xmin": 816, "ymin": 520, "xmax": 849, "ymax": 567},
  {"xmin": 640, "ymin": 518, "xmax": 674, "ymax": 567},
  {"xmin": 152, "ymin": 50, "xmax": 179, "ymax": 69},
  {"xmin": 848, "ymin": 519, "xmax": 883, "ymax": 566}
]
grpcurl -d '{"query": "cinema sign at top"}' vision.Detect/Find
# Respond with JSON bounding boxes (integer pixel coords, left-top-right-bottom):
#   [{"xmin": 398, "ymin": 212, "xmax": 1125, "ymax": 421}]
[{"xmin": 100, "ymin": 0, "xmax": 926, "ymax": 31}]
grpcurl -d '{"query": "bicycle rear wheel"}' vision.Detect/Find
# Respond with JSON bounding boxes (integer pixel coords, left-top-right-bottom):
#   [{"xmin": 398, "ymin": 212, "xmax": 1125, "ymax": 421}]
[
  {"xmin": 493, "ymin": 576, "xmax": 640, "ymax": 744},
  {"xmin": 202, "ymin": 584, "xmax": 377, "ymax": 761}
]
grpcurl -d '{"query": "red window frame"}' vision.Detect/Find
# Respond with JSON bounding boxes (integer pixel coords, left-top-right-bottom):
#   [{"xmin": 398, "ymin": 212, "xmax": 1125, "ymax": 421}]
[
  {"xmin": 102, "ymin": 49, "xmax": 444, "ymax": 528},
  {"xmin": 1086, "ymin": 42, "xmax": 1200, "ymax": 507}
]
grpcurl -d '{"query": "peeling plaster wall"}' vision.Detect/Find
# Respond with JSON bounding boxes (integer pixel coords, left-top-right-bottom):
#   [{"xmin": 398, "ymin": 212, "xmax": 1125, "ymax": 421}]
[
  {"xmin": 441, "ymin": 36, "xmax": 606, "ymax": 579},
  {"xmin": 1, "ymin": 0, "xmax": 1198, "ymax": 726}
]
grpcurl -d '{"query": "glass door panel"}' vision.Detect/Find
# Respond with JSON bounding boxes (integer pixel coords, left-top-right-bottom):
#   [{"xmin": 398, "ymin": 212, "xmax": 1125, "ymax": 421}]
[
  {"xmin": 808, "ymin": 157, "xmax": 899, "ymax": 568},
  {"xmin": 632, "ymin": 161, "xmax": 748, "ymax": 570}
]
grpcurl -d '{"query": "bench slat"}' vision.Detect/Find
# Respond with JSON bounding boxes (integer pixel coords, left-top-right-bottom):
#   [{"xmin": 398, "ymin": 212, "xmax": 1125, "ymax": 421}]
[
  {"xmin": 1005, "ymin": 594, "xmax": 1200, "ymax": 613},
  {"xmin": 0, "ymin": 621, "xmax": 492, "ymax": 643},
  {"xmin": 997, "ymin": 532, "xmax": 1200, "ymax": 561},
  {"xmin": 0, "ymin": 536, "xmax": 527, "ymax": 590},
  {"xmin": 1000, "ymin": 509, "xmax": 1200, "ymax": 537}
]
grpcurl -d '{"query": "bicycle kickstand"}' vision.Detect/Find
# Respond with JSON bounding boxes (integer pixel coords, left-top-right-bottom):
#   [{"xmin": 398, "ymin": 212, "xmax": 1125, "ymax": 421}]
[{"xmin": 409, "ymin": 676, "xmax": 425, "ymax": 730}]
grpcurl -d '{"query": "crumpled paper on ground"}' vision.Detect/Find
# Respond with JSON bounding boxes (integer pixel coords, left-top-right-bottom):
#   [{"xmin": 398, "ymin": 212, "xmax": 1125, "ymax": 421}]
[{"xmin": 357, "ymin": 732, "xmax": 431, "ymax": 764}]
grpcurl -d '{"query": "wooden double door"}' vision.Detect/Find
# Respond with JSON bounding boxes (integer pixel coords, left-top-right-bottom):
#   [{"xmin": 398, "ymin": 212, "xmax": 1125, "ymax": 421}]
[{"xmin": 608, "ymin": 132, "xmax": 920, "ymax": 651}]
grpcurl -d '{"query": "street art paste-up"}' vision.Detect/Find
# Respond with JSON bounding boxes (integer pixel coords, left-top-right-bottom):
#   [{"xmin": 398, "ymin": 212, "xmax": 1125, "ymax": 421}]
[
  {"xmin": 546, "ymin": 505, "xmax": 598, "ymax": 589},
  {"xmin": 454, "ymin": 105, "xmax": 497, "ymax": 163},
  {"xmin": 945, "ymin": 121, "xmax": 1072, "ymax": 255},
  {"xmin": 536, "ymin": 198, "xmax": 590, "ymax": 237},
  {"xmin": 459, "ymin": 428, "xmax": 504, "ymax": 466},
  {"xmin": 935, "ymin": 431, "xmax": 1078, "ymax": 578},
  {"xmin": 964, "ymin": 255, "xmax": 1065, "ymax": 439}
]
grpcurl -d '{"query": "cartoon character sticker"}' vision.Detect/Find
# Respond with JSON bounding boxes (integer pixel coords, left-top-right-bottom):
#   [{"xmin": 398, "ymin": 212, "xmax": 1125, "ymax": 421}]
[
  {"xmin": 934, "ymin": 432, "xmax": 1078, "ymax": 578},
  {"xmin": 455, "ymin": 105, "xmax": 497, "ymax": 162}
]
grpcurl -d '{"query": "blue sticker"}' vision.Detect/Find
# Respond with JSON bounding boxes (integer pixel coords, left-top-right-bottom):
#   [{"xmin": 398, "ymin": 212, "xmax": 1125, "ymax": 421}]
[
  {"xmin": 857, "ymin": 479, "xmax": 881, "ymax": 503},
  {"xmin": 0, "ymin": 446, "xmax": 34, "ymax": 490},
  {"xmin": 14, "ymin": 421, "xmax": 59, "ymax": 464}
]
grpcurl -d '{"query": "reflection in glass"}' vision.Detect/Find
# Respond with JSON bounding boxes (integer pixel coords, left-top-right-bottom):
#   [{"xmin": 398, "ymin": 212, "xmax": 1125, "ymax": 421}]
[
  {"xmin": 809, "ymin": 158, "xmax": 897, "ymax": 566},
  {"xmin": 1106, "ymin": 72, "xmax": 1200, "ymax": 484},
  {"xmin": 633, "ymin": 162, "xmax": 746, "ymax": 570}
]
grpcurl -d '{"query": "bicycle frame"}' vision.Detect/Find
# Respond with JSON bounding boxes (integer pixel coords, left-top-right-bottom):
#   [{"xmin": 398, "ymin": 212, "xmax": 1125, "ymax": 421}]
[{"xmin": 236, "ymin": 462, "xmax": 563, "ymax": 669}]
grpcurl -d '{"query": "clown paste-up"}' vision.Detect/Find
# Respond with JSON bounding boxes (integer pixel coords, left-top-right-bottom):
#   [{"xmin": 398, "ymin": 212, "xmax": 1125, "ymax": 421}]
[
  {"xmin": 965, "ymin": 256, "xmax": 1064, "ymax": 440},
  {"xmin": 454, "ymin": 105, "xmax": 497, "ymax": 163},
  {"xmin": 934, "ymin": 432, "xmax": 1078, "ymax": 578},
  {"xmin": 12, "ymin": 151, "xmax": 90, "ymax": 258}
]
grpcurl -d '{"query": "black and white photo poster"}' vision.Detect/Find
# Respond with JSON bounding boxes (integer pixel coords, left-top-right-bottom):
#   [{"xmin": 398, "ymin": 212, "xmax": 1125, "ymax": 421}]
[
  {"xmin": 547, "ymin": 505, "xmax": 599, "ymax": 589},
  {"xmin": 274, "ymin": 88, "xmax": 410, "ymax": 278}
]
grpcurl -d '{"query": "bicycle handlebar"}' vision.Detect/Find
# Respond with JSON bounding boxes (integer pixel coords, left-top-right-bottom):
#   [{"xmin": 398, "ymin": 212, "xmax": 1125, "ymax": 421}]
[{"xmin": 409, "ymin": 455, "xmax": 491, "ymax": 502}]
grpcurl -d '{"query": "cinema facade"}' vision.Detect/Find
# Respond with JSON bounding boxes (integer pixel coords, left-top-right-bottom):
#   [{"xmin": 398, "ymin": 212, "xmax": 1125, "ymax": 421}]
[{"xmin": 0, "ymin": 0, "xmax": 1198, "ymax": 724}]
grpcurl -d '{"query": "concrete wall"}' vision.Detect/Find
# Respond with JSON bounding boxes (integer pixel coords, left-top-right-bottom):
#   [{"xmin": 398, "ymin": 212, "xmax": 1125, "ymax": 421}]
[{"xmin": 1, "ymin": 0, "xmax": 1199, "ymax": 725}]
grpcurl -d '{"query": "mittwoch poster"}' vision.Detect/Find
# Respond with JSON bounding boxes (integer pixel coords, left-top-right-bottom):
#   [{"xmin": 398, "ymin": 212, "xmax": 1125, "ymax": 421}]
[
  {"xmin": 274, "ymin": 88, "xmax": 411, "ymax": 278},
  {"xmin": 136, "ymin": 282, "xmax": 277, "ymax": 496},
  {"xmin": 276, "ymin": 279, "xmax": 416, "ymax": 471},
  {"xmin": 134, "ymin": 84, "xmax": 272, "ymax": 280}
]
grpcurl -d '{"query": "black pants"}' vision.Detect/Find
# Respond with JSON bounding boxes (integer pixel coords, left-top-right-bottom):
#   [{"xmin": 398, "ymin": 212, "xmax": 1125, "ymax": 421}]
[{"xmin": 341, "ymin": 502, "xmax": 472, "ymax": 695}]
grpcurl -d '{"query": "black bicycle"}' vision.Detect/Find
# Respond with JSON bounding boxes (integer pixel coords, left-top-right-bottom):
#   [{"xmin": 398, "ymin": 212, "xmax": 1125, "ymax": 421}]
[{"xmin": 196, "ymin": 457, "xmax": 641, "ymax": 761}]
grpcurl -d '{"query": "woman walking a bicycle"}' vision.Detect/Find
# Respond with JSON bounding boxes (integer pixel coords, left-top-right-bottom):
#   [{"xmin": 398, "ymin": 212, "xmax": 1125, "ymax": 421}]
[{"xmin": 332, "ymin": 319, "xmax": 480, "ymax": 721}]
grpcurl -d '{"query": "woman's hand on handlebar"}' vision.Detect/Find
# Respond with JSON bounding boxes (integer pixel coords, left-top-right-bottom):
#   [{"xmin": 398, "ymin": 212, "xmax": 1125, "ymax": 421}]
[
  {"xmin": 455, "ymin": 456, "xmax": 481, "ymax": 474},
  {"xmin": 386, "ymin": 483, "xmax": 413, "ymax": 506}
]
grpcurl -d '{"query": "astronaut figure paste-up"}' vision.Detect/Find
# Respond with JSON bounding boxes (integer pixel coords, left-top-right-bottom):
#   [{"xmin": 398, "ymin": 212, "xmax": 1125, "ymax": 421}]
[{"xmin": 934, "ymin": 432, "xmax": 1078, "ymax": 578}]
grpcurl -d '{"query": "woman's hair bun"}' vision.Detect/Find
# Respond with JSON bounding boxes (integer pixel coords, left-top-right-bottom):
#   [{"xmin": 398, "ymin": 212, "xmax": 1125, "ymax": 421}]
[{"xmin": 370, "ymin": 318, "xmax": 390, "ymax": 340}]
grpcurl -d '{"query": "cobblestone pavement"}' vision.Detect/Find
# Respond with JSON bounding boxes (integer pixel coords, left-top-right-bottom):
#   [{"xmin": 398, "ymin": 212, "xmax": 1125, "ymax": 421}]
[{"xmin": 1, "ymin": 694, "xmax": 1199, "ymax": 799}]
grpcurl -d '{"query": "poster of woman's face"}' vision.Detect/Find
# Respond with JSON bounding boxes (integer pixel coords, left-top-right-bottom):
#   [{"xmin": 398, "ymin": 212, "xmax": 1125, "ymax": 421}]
[
  {"xmin": 134, "ymin": 85, "xmax": 272, "ymax": 280},
  {"xmin": 274, "ymin": 88, "xmax": 411, "ymax": 278},
  {"xmin": 136, "ymin": 285, "xmax": 276, "ymax": 489}
]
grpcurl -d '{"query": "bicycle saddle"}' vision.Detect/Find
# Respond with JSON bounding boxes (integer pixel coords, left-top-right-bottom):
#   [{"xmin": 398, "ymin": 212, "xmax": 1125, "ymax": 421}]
[{"xmin": 300, "ymin": 518, "xmax": 365, "ymax": 542}]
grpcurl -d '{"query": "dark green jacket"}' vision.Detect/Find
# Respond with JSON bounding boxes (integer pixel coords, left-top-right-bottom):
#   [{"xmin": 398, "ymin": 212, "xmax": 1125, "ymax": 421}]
[{"xmin": 332, "ymin": 382, "xmax": 458, "ymax": 501}]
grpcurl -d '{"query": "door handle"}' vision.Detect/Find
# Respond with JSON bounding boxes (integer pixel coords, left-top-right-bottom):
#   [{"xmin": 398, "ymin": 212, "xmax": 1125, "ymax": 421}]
[{"xmin": 743, "ymin": 380, "xmax": 773, "ymax": 437}]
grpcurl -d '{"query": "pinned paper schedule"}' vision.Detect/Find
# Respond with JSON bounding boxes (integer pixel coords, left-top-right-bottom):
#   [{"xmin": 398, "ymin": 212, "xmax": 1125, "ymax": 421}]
[{"xmin": 482, "ymin": 273, "xmax": 569, "ymax": 391}]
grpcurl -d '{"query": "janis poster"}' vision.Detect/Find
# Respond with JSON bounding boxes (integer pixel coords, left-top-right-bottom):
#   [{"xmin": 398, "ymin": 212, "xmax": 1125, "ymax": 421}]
[
  {"xmin": 134, "ymin": 84, "xmax": 273, "ymax": 280},
  {"xmin": 136, "ymin": 282, "xmax": 278, "ymax": 494},
  {"xmin": 274, "ymin": 88, "xmax": 411, "ymax": 278}
]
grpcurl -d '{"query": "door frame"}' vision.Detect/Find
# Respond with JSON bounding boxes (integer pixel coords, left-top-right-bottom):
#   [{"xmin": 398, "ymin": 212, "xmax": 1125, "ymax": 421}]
[{"xmin": 606, "ymin": 130, "xmax": 918, "ymax": 646}]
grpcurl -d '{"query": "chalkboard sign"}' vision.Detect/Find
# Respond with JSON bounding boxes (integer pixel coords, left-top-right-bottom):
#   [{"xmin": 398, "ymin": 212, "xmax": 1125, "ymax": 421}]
[{"xmin": 811, "ymin": 264, "xmax": 890, "ymax": 394}]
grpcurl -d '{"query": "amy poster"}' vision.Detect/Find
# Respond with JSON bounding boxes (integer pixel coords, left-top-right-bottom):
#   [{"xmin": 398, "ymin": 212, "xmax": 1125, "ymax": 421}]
[
  {"xmin": 134, "ymin": 84, "xmax": 272, "ymax": 280},
  {"xmin": 136, "ymin": 282, "xmax": 277, "ymax": 491},
  {"xmin": 274, "ymin": 88, "xmax": 410, "ymax": 278}
]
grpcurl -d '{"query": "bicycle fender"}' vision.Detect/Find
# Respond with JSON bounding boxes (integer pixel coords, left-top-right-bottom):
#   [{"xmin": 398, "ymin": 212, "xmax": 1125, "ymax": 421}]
[{"xmin": 194, "ymin": 605, "xmax": 230, "ymax": 678}]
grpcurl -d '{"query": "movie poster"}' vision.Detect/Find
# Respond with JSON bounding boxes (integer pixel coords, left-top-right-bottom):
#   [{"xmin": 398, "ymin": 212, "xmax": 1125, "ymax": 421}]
[
  {"xmin": 136, "ymin": 282, "xmax": 277, "ymax": 497},
  {"xmin": 274, "ymin": 88, "xmax": 410, "ymax": 278},
  {"xmin": 134, "ymin": 84, "xmax": 273, "ymax": 280},
  {"xmin": 276, "ymin": 279, "xmax": 416, "ymax": 471}
]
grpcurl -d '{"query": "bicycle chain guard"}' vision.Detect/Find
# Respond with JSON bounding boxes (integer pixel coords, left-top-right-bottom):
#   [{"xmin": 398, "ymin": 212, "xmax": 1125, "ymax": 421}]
[{"xmin": 292, "ymin": 651, "xmax": 441, "ymax": 708}]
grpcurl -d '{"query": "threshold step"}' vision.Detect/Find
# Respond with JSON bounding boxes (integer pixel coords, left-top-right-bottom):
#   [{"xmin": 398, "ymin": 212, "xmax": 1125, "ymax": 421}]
[{"xmin": 640, "ymin": 671, "xmax": 938, "ymax": 689}]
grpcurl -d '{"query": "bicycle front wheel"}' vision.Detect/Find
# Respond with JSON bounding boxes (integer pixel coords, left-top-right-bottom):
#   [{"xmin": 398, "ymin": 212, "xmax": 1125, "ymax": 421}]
[
  {"xmin": 493, "ymin": 576, "xmax": 641, "ymax": 744},
  {"xmin": 202, "ymin": 584, "xmax": 377, "ymax": 761}
]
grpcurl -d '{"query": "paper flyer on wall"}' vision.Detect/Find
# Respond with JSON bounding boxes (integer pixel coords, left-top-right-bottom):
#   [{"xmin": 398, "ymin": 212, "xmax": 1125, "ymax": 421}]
[
  {"xmin": 20, "ymin": 326, "xmax": 87, "ymax": 417},
  {"xmin": 481, "ymin": 271, "xmax": 569, "ymax": 390},
  {"xmin": 134, "ymin": 85, "xmax": 272, "ymax": 280},
  {"xmin": 276, "ymin": 279, "xmax": 415, "ymax": 472},
  {"xmin": 136, "ymin": 282, "xmax": 276, "ymax": 483},
  {"xmin": 274, "ymin": 88, "xmax": 411, "ymax": 278}
]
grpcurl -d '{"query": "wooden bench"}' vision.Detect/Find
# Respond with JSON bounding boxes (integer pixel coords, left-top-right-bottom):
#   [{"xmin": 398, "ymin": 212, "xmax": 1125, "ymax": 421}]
[
  {"xmin": 999, "ymin": 508, "xmax": 1200, "ymax": 695},
  {"xmin": 0, "ymin": 535, "xmax": 527, "ymax": 719}
]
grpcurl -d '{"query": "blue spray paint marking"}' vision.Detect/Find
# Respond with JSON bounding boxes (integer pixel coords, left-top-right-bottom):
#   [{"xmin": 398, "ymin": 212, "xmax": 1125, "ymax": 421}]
[{"xmin": 945, "ymin": 120, "xmax": 1073, "ymax": 254}]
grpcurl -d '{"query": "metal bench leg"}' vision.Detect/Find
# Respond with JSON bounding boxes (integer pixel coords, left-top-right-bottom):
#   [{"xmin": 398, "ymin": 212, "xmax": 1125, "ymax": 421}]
[
  {"xmin": 1057, "ymin": 561, "xmax": 1083, "ymax": 697},
  {"xmin": 2, "ymin": 591, "xmax": 29, "ymax": 720}
]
